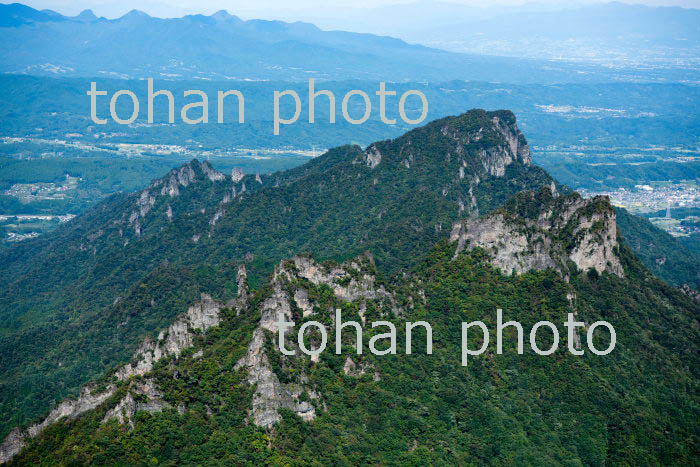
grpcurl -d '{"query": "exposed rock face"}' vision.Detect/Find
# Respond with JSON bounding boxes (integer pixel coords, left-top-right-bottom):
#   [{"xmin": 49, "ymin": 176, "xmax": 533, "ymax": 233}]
[
  {"xmin": 231, "ymin": 167, "xmax": 245, "ymax": 183},
  {"xmin": 355, "ymin": 111, "xmax": 532, "ymax": 194},
  {"xmin": 160, "ymin": 162, "xmax": 197, "ymax": 197},
  {"xmin": 235, "ymin": 328, "xmax": 316, "ymax": 427},
  {"xmin": 0, "ymin": 281, "xmax": 244, "ymax": 464},
  {"xmin": 1, "ymin": 253, "xmax": 398, "ymax": 457},
  {"xmin": 438, "ymin": 110, "xmax": 532, "ymax": 178},
  {"xmin": 0, "ymin": 384, "xmax": 116, "ymax": 464},
  {"xmin": 491, "ymin": 114, "xmax": 532, "ymax": 166},
  {"xmin": 294, "ymin": 288, "xmax": 314, "ymax": 317},
  {"xmin": 201, "ymin": 162, "xmax": 225, "ymax": 182},
  {"xmin": 278, "ymin": 254, "xmax": 393, "ymax": 304},
  {"xmin": 33, "ymin": 384, "xmax": 115, "ymax": 433},
  {"xmin": 209, "ymin": 208, "xmax": 224, "ymax": 226},
  {"xmin": 119, "ymin": 160, "xmax": 224, "ymax": 238},
  {"xmin": 342, "ymin": 356, "xmax": 378, "ymax": 380},
  {"xmin": 116, "ymin": 293, "xmax": 225, "ymax": 381},
  {"xmin": 235, "ymin": 253, "xmax": 396, "ymax": 428},
  {"xmin": 451, "ymin": 189, "xmax": 624, "ymax": 278},
  {"xmin": 103, "ymin": 379, "xmax": 169, "ymax": 426},
  {"xmin": 0, "ymin": 429, "xmax": 25, "ymax": 465},
  {"xmin": 364, "ymin": 144, "xmax": 382, "ymax": 168},
  {"xmin": 234, "ymin": 264, "xmax": 249, "ymax": 302}
]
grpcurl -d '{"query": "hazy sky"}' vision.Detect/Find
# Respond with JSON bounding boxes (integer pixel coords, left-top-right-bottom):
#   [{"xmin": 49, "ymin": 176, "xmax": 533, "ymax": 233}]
[{"xmin": 18, "ymin": 0, "xmax": 700, "ymax": 20}]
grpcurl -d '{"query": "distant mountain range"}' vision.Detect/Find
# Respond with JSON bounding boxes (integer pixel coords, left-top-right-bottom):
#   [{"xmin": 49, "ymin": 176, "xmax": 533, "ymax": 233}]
[
  {"xmin": 290, "ymin": 1, "xmax": 700, "ymax": 67},
  {"xmin": 0, "ymin": 2, "xmax": 698, "ymax": 83}
]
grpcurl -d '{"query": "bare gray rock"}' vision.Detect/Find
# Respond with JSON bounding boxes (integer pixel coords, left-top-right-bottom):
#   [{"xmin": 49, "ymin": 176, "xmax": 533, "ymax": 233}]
[
  {"xmin": 231, "ymin": 167, "xmax": 245, "ymax": 183},
  {"xmin": 103, "ymin": 379, "xmax": 169, "ymax": 426},
  {"xmin": 451, "ymin": 189, "xmax": 624, "ymax": 278},
  {"xmin": 235, "ymin": 254, "xmax": 397, "ymax": 428}
]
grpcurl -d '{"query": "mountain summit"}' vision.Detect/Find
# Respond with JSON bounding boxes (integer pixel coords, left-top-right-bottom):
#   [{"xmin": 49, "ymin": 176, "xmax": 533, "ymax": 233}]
[
  {"xmin": 0, "ymin": 110, "xmax": 697, "ymax": 464},
  {"xmin": 0, "ymin": 109, "xmax": 553, "ymax": 443}
]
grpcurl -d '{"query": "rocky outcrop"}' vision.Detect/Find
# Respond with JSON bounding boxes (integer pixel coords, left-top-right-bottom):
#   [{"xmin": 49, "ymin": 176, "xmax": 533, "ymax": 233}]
[
  {"xmin": 235, "ymin": 253, "xmax": 396, "ymax": 428},
  {"xmin": 438, "ymin": 110, "xmax": 532, "ymax": 178},
  {"xmin": 209, "ymin": 208, "xmax": 224, "ymax": 226},
  {"xmin": 115, "ymin": 292, "xmax": 227, "ymax": 381},
  {"xmin": 276, "ymin": 254, "xmax": 394, "ymax": 304},
  {"xmin": 103, "ymin": 379, "xmax": 169, "ymax": 426},
  {"xmin": 451, "ymin": 188, "xmax": 624, "ymax": 278},
  {"xmin": 0, "ymin": 274, "xmax": 246, "ymax": 464},
  {"xmin": 0, "ymin": 429, "xmax": 25, "ymax": 465},
  {"xmin": 159, "ymin": 162, "xmax": 197, "ymax": 197},
  {"xmin": 231, "ymin": 167, "xmax": 245, "ymax": 182},
  {"xmin": 234, "ymin": 264, "xmax": 249, "ymax": 303},
  {"xmin": 343, "ymin": 356, "xmax": 379, "ymax": 380},
  {"xmin": 201, "ymin": 162, "xmax": 226, "ymax": 182},
  {"xmin": 235, "ymin": 328, "xmax": 317, "ymax": 426},
  {"xmin": 491, "ymin": 114, "xmax": 532, "ymax": 166},
  {"xmin": 121, "ymin": 160, "xmax": 224, "ymax": 238},
  {"xmin": 680, "ymin": 284, "xmax": 700, "ymax": 302},
  {"xmin": 0, "ymin": 384, "xmax": 116, "ymax": 464},
  {"xmin": 364, "ymin": 144, "xmax": 382, "ymax": 168}
]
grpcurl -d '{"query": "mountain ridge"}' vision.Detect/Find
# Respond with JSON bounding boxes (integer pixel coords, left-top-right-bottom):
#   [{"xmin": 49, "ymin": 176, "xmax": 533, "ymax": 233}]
[
  {"xmin": 2, "ymin": 187, "xmax": 698, "ymax": 464},
  {"xmin": 2, "ymin": 2, "xmax": 690, "ymax": 83},
  {"xmin": 0, "ymin": 109, "xmax": 698, "ymax": 464},
  {"xmin": 0, "ymin": 109, "xmax": 554, "ymax": 441},
  {"xmin": 0, "ymin": 185, "xmax": 661, "ymax": 463}
]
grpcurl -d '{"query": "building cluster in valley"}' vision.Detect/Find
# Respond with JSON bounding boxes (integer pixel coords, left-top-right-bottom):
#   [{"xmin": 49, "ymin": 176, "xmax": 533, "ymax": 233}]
[{"xmin": 579, "ymin": 182, "xmax": 700, "ymax": 237}]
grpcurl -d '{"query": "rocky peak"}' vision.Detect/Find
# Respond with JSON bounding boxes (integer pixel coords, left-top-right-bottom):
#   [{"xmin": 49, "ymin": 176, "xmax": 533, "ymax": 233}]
[
  {"xmin": 117, "ymin": 159, "xmax": 227, "ymax": 237},
  {"xmin": 200, "ymin": 161, "xmax": 226, "ymax": 182},
  {"xmin": 231, "ymin": 167, "xmax": 245, "ymax": 183},
  {"xmin": 451, "ymin": 188, "xmax": 624, "ymax": 278},
  {"xmin": 433, "ymin": 109, "xmax": 532, "ymax": 170},
  {"xmin": 236, "ymin": 253, "xmax": 394, "ymax": 428},
  {"xmin": 353, "ymin": 109, "xmax": 535, "ymax": 201}
]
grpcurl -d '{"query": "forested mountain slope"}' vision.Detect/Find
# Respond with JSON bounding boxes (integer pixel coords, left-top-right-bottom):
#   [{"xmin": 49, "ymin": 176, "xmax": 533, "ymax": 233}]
[
  {"xmin": 3, "ymin": 188, "xmax": 698, "ymax": 465},
  {"xmin": 1, "ymin": 110, "xmax": 698, "ymax": 464},
  {"xmin": 0, "ymin": 110, "xmax": 554, "ymax": 440},
  {"xmin": 616, "ymin": 207, "xmax": 700, "ymax": 288}
]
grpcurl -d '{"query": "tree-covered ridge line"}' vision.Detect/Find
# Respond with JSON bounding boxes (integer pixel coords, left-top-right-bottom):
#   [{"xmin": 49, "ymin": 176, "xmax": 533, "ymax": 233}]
[
  {"xmin": 616, "ymin": 207, "xmax": 700, "ymax": 288},
  {"xmin": 5, "ymin": 233, "xmax": 699, "ymax": 465},
  {"xmin": 0, "ymin": 109, "xmax": 554, "ymax": 441},
  {"xmin": 0, "ymin": 109, "xmax": 698, "ymax": 458}
]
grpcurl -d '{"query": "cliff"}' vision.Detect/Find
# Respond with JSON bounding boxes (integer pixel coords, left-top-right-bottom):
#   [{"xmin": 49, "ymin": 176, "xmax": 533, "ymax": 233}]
[
  {"xmin": 451, "ymin": 187, "xmax": 624, "ymax": 278},
  {"xmin": 235, "ymin": 253, "xmax": 394, "ymax": 427},
  {"xmin": 0, "ymin": 253, "xmax": 400, "ymax": 462}
]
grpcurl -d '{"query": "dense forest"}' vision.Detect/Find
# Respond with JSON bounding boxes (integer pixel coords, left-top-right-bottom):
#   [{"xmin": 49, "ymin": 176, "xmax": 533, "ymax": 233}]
[
  {"xmin": 0, "ymin": 110, "xmax": 698, "ymax": 465},
  {"xmin": 9, "ymin": 240, "xmax": 699, "ymax": 465}
]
